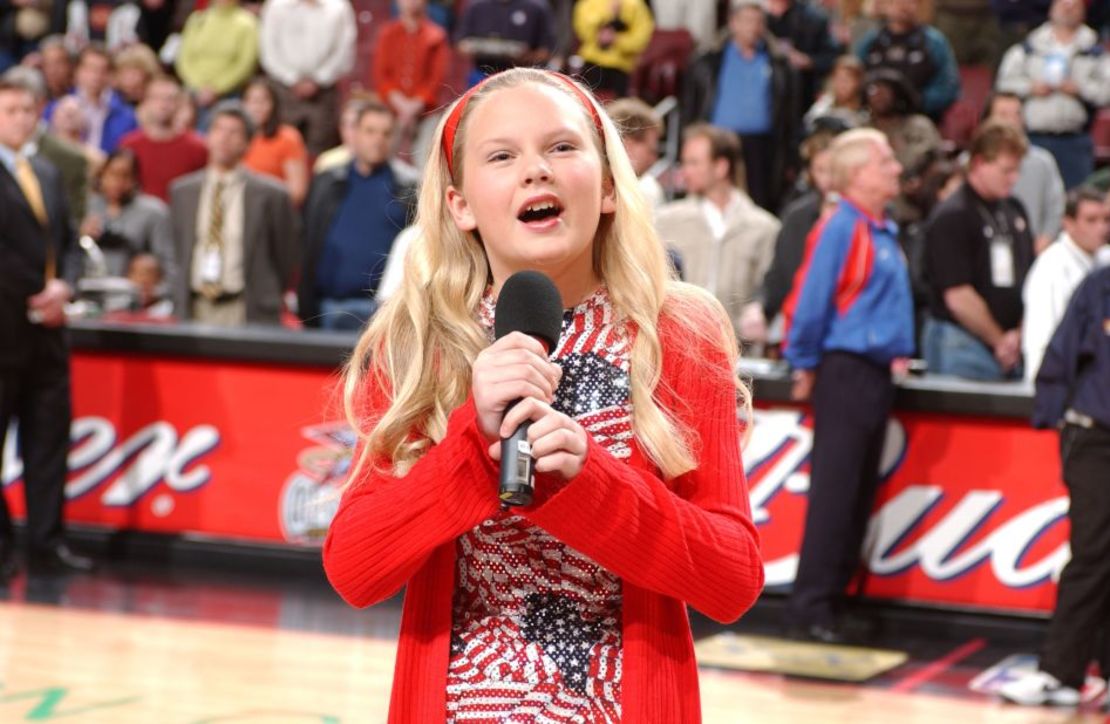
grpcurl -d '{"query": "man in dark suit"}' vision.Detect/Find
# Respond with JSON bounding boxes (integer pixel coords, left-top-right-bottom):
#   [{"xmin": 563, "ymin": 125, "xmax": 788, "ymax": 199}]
[
  {"xmin": 0, "ymin": 78, "xmax": 94, "ymax": 581},
  {"xmin": 169, "ymin": 101, "xmax": 299, "ymax": 325}
]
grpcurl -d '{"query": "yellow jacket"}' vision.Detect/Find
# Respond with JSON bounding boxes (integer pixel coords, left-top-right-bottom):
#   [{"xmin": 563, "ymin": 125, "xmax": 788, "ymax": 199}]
[
  {"xmin": 175, "ymin": 4, "xmax": 259, "ymax": 95},
  {"xmin": 573, "ymin": 0, "xmax": 654, "ymax": 74}
]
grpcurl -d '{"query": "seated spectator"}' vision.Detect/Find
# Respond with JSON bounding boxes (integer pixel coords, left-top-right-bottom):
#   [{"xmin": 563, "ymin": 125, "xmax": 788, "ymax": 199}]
[
  {"xmin": 864, "ymin": 68, "xmax": 941, "ymax": 180},
  {"xmin": 113, "ymin": 44, "xmax": 161, "ymax": 109},
  {"xmin": 766, "ymin": 0, "xmax": 841, "ymax": 107},
  {"xmin": 855, "ymin": 0, "xmax": 960, "ymax": 120},
  {"xmin": 804, "ymin": 54, "xmax": 867, "ymax": 132},
  {"xmin": 923, "ymin": 122, "xmax": 1035, "ymax": 380},
  {"xmin": 259, "ymin": 0, "xmax": 355, "ymax": 157},
  {"xmin": 127, "ymin": 252, "xmax": 173, "ymax": 315},
  {"xmin": 50, "ymin": 95, "xmax": 107, "ymax": 174},
  {"xmin": 984, "ymin": 91, "xmax": 1066, "ymax": 254},
  {"xmin": 655, "ymin": 123, "xmax": 780, "ymax": 337},
  {"xmin": 1022, "ymin": 187, "xmax": 1110, "ymax": 380},
  {"xmin": 298, "ymin": 101, "xmax": 418, "ymax": 330},
  {"xmin": 169, "ymin": 101, "xmax": 298, "ymax": 326},
  {"xmin": 740, "ymin": 123, "xmax": 843, "ymax": 348},
  {"xmin": 313, "ymin": 96, "xmax": 368, "ymax": 174},
  {"xmin": 684, "ymin": 0, "xmax": 802, "ymax": 212},
  {"xmin": 4, "ymin": 66, "xmax": 89, "ymax": 226},
  {"xmin": 37, "ymin": 35, "xmax": 74, "ymax": 102},
  {"xmin": 175, "ymin": 0, "xmax": 259, "ymax": 118},
  {"xmin": 572, "ymin": 0, "xmax": 654, "ymax": 99},
  {"xmin": 455, "ymin": 0, "xmax": 556, "ymax": 84},
  {"xmin": 373, "ymin": 0, "xmax": 448, "ymax": 163},
  {"xmin": 242, "ymin": 77, "xmax": 309, "ymax": 207},
  {"xmin": 995, "ymin": 0, "xmax": 1110, "ymax": 189},
  {"xmin": 120, "ymin": 75, "xmax": 209, "ymax": 204},
  {"xmin": 606, "ymin": 97, "xmax": 665, "ymax": 212},
  {"xmin": 80, "ymin": 149, "xmax": 177, "ymax": 292},
  {"xmin": 45, "ymin": 44, "xmax": 137, "ymax": 154},
  {"xmin": 650, "ymin": 0, "xmax": 719, "ymax": 52}
]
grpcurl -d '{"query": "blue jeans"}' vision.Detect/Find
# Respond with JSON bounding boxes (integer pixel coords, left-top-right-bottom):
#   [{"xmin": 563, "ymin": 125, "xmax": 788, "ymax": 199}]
[
  {"xmin": 319, "ymin": 297, "xmax": 378, "ymax": 331},
  {"xmin": 1029, "ymin": 133, "xmax": 1095, "ymax": 190},
  {"xmin": 922, "ymin": 316, "xmax": 1021, "ymax": 381}
]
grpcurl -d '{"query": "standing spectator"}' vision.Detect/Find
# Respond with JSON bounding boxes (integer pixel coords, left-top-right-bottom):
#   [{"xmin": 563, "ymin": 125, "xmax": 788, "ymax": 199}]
[
  {"xmin": 995, "ymin": 0, "xmax": 1110, "ymax": 190},
  {"xmin": 685, "ymin": 0, "xmax": 802, "ymax": 212},
  {"xmin": 455, "ymin": 0, "xmax": 556, "ymax": 84},
  {"xmin": 606, "ymin": 96, "xmax": 664, "ymax": 212},
  {"xmin": 241, "ymin": 78, "xmax": 308, "ymax": 207},
  {"xmin": 655, "ymin": 123, "xmax": 780, "ymax": 337},
  {"xmin": 169, "ymin": 101, "xmax": 298, "ymax": 326},
  {"xmin": 766, "ymin": 0, "xmax": 841, "ymax": 107},
  {"xmin": 984, "ymin": 90, "xmax": 1067, "ymax": 253},
  {"xmin": 650, "ymin": 0, "xmax": 720, "ymax": 52},
  {"xmin": 49, "ymin": 95, "xmax": 107, "ymax": 173},
  {"xmin": 740, "ymin": 124, "xmax": 843, "ymax": 347},
  {"xmin": 372, "ymin": 0, "xmax": 448, "ymax": 163},
  {"xmin": 45, "ymin": 44, "xmax": 137, "ymax": 154},
  {"xmin": 80, "ymin": 148, "xmax": 177, "ymax": 290},
  {"xmin": 573, "ymin": 0, "xmax": 655, "ymax": 99},
  {"xmin": 313, "ymin": 96, "xmax": 368, "ymax": 174},
  {"xmin": 0, "ymin": 77, "xmax": 94, "ymax": 579},
  {"xmin": 1022, "ymin": 187, "xmax": 1110, "ymax": 381},
  {"xmin": 37, "ymin": 35, "xmax": 74, "ymax": 102},
  {"xmin": 923, "ymin": 122, "xmax": 1035, "ymax": 380},
  {"xmin": 298, "ymin": 101, "xmax": 418, "ymax": 330},
  {"xmin": 112, "ymin": 44, "xmax": 161, "ymax": 109},
  {"xmin": 855, "ymin": 0, "xmax": 961, "ymax": 120},
  {"xmin": 4, "ymin": 66, "xmax": 89, "ymax": 226},
  {"xmin": 1001, "ymin": 265, "xmax": 1110, "ymax": 706},
  {"xmin": 120, "ymin": 75, "xmax": 209, "ymax": 203},
  {"xmin": 934, "ymin": 0, "xmax": 1002, "ymax": 66},
  {"xmin": 782, "ymin": 129, "xmax": 914, "ymax": 643},
  {"xmin": 259, "ymin": 0, "xmax": 355, "ymax": 157},
  {"xmin": 804, "ymin": 54, "xmax": 868, "ymax": 131},
  {"xmin": 175, "ymin": 0, "xmax": 259, "ymax": 118},
  {"xmin": 137, "ymin": 0, "xmax": 177, "ymax": 53}
]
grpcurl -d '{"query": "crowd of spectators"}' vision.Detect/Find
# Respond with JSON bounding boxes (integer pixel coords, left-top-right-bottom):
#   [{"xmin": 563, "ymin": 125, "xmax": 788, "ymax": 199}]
[{"xmin": 0, "ymin": 0, "xmax": 1109, "ymax": 383}]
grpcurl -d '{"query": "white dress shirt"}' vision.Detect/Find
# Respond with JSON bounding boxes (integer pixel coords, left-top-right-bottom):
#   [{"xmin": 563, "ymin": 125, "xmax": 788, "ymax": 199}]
[{"xmin": 259, "ymin": 0, "xmax": 357, "ymax": 87}]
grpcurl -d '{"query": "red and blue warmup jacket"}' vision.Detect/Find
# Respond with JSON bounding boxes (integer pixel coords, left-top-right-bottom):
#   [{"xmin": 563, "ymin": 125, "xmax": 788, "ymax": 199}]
[{"xmin": 783, "ymin": 198, "xmax": 915, "ymax": 370}]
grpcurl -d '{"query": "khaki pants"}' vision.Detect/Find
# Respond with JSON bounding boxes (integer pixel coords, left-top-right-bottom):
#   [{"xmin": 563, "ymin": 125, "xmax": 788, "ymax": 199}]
[{"xmin": 191, "ymin": 295, "xmax": 247, "ymax": 327}]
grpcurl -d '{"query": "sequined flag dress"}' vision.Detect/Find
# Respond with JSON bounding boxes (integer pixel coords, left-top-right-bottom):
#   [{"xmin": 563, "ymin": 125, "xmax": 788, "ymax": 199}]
[{"xmin": 446, "ymin": 285, "xmax": 632, "ymax": 722}]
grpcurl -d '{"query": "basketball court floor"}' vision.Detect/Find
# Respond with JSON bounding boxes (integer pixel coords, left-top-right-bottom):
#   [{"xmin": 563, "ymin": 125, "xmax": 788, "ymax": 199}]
[{"xmin": 0, "ymin": 556, "xmax": 1103, "ymax": 723}]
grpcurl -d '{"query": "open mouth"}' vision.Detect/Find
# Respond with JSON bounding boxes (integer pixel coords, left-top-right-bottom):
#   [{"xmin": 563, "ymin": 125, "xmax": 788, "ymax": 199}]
[{"xmin": 517, "ymin": 198, "xmax": 564, "ymax": 225}]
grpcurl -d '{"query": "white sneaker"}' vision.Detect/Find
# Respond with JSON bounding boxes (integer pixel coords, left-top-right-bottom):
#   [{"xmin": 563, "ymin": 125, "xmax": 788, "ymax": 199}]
[{"xmin": 998, "ymin": 670, "xmax": 1081, "ymax": 707}]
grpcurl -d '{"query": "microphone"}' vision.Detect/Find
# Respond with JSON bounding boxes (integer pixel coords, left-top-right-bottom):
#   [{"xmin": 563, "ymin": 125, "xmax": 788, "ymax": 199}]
[{"xmin": 493, "ymin": 270, "xmax": 564, "ymax": 507}]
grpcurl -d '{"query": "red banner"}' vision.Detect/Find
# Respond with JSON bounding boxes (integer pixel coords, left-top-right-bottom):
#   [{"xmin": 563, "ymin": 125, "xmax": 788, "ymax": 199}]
[{"xmin": 1, "ymin": 351, "xmax": 1066, "ymax": 615}]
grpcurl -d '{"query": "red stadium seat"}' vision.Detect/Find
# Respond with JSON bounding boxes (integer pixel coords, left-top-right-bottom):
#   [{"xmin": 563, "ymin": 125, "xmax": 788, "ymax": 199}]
[
  {"xmin": 629, "ymin": 29, "xmax": 695, "ymax": 106},
  {"xmin": 940, "ymin": 64, "xmax": 995, "ymax": 149},
  {"xmin": 1092, "ymin": 108, "xmax": 1110, "ymax": 166}
]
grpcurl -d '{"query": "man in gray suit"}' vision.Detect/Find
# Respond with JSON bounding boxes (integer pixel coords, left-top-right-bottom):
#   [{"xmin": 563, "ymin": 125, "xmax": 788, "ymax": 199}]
[{"xmin": 169, "ymin": 101, "xmax": 298, "ymax": 326}]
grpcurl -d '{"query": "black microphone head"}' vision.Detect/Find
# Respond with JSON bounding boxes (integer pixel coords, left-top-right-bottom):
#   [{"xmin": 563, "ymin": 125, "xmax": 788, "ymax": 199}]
[{"xmin": 494, "ymin": 270, "xmax": 564, "ymax": 351}]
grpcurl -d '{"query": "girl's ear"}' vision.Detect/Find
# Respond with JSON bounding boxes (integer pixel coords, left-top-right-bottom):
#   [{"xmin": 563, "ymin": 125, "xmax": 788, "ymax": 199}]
[
  {"xmin": 600, "ymin": 174, "xmax": 617, "ymax": 214},
  {"xmin": 445, "ymin": 184, "xmax": 478, "ymax": 231}
]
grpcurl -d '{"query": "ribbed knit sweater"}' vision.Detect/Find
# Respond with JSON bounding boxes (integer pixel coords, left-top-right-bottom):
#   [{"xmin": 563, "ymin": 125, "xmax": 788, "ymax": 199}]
[{"xmin": 323, "ymin": 303, "xmax": 765, "ymax": 722}]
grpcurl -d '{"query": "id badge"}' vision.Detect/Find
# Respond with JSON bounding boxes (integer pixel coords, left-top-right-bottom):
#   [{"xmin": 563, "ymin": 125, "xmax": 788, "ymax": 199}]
[
  {"xmin": 990, "ymin": 238, "xmax": 1015, "ymax": 288},
  {"xmin": 200, "ymin": 246, "xmax": 222, "ymax": 284}
]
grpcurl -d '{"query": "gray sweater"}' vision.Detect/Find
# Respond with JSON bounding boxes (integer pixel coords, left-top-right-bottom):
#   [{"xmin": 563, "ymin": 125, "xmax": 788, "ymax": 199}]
[
  {"xmin": 1013, "ymin": 144, "xmax": 1066, "ymax": 241},
  {"xmin": 86, "ymin": 193, "xmax": 177, "ymax": 289}
]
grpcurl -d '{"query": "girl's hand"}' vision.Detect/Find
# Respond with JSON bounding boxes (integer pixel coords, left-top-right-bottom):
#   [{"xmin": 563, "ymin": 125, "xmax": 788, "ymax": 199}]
[
  {"xmin": 471, "ymin": 332, "xmax": 562, "ymax": 441},
  {"xmin": 489, "ymin": 397, "xmax": 588, "ymax": 481}
]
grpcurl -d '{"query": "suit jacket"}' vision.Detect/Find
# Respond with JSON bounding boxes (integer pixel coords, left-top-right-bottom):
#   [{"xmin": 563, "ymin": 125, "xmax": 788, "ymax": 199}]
[
  {"xmin": 654, "ymin": 191, "xmax": 780, "ymax": 336},
  {"xmin": 169, "ymin": 168, "xmax": 299, "ymax": 324},
  {"xmin": 0, "ymin": 156, "xmax": 77, "ymax": 369},
  {"xmin": 36, "ymin": 130, "xmax": 89, "ymax": 226}
]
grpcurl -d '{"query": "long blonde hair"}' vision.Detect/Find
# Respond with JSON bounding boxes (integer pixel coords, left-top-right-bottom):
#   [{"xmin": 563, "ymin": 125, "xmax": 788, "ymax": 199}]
[{"xmin": 343, "ymin": 68, "xmax": 750, "ymax": 484}]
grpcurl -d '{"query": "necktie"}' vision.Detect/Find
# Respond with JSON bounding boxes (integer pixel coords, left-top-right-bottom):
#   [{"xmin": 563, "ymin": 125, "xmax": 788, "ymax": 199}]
[
  {"xmin": 200, "ymin": 179, "xmax": 226, "ymax": 301},
  {"xmin": 15, "ymin": 155, "xmax": 54, "ymax": 279}
]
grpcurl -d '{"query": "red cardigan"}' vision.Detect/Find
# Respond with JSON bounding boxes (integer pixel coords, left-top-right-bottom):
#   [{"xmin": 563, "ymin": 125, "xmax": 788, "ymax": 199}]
[{"xmin": 323, "ymin": 313, "xmax": 765, "ymax": 722}]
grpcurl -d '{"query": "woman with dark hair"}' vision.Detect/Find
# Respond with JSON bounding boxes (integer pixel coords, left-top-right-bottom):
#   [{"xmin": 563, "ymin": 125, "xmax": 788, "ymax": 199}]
[
  {"xmin": 80, "ymin": 148, "xmax": 177, "ymax": 295},
  {"xmin": 863, "ymin": 68, "xmax": 942, "ymax": 177},
  {"xmin": 241, "ymin": 77, "xmax": 309, "ymax": 206}
]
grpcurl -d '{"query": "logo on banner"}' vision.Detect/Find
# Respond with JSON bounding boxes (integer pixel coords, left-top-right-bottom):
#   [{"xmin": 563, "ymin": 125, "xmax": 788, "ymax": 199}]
[
  {"xmin": 2, "ymin": 417, "xmax": 219, "ymax": 508},
  {"xmin": 279, "ymin": 423, "xmax": 353, "ymax": 544}
]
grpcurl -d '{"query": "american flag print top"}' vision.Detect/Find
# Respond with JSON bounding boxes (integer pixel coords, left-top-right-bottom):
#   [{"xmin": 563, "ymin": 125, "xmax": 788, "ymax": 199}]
[{"xmin": 446, "ymin": 285, "xmax": 632, "ymax": 723}]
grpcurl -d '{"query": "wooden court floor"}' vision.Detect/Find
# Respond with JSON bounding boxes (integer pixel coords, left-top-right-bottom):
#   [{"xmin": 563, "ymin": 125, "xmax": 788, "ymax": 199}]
[{"xmin": 0, "ymin": 601, "xmax": 1104, "ymax": 723}]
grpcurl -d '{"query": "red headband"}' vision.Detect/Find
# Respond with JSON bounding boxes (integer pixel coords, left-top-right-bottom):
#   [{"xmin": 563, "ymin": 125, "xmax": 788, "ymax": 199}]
[{"xmin": 440, "ymin": 71, "xmax": 606, "ymax": 178}]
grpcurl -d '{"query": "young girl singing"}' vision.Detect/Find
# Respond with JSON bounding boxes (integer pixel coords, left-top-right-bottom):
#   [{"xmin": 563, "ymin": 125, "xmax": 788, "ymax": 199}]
[{"xmin": 323, "ymin": 68, "xmax": 764, "ymax": 722}]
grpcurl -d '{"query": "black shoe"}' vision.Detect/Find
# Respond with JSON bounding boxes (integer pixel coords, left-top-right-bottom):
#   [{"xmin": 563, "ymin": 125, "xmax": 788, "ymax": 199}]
[
  {"xmin": 0, "ymin": 543, "xmax": 18, "ymax": 582},
  {"xmin": 785, "ymin": 621, "xmax": 862, "ymax": 646},
  {"xmin": 27, "ymin": 544, "xmax": 95, "ymax": 574}
]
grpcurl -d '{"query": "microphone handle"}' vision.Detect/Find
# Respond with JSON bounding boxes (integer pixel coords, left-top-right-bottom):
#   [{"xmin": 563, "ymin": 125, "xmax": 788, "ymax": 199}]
[{"xmin": 498, "ymin": 410, "xmax": 534, "ymax": 507}]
